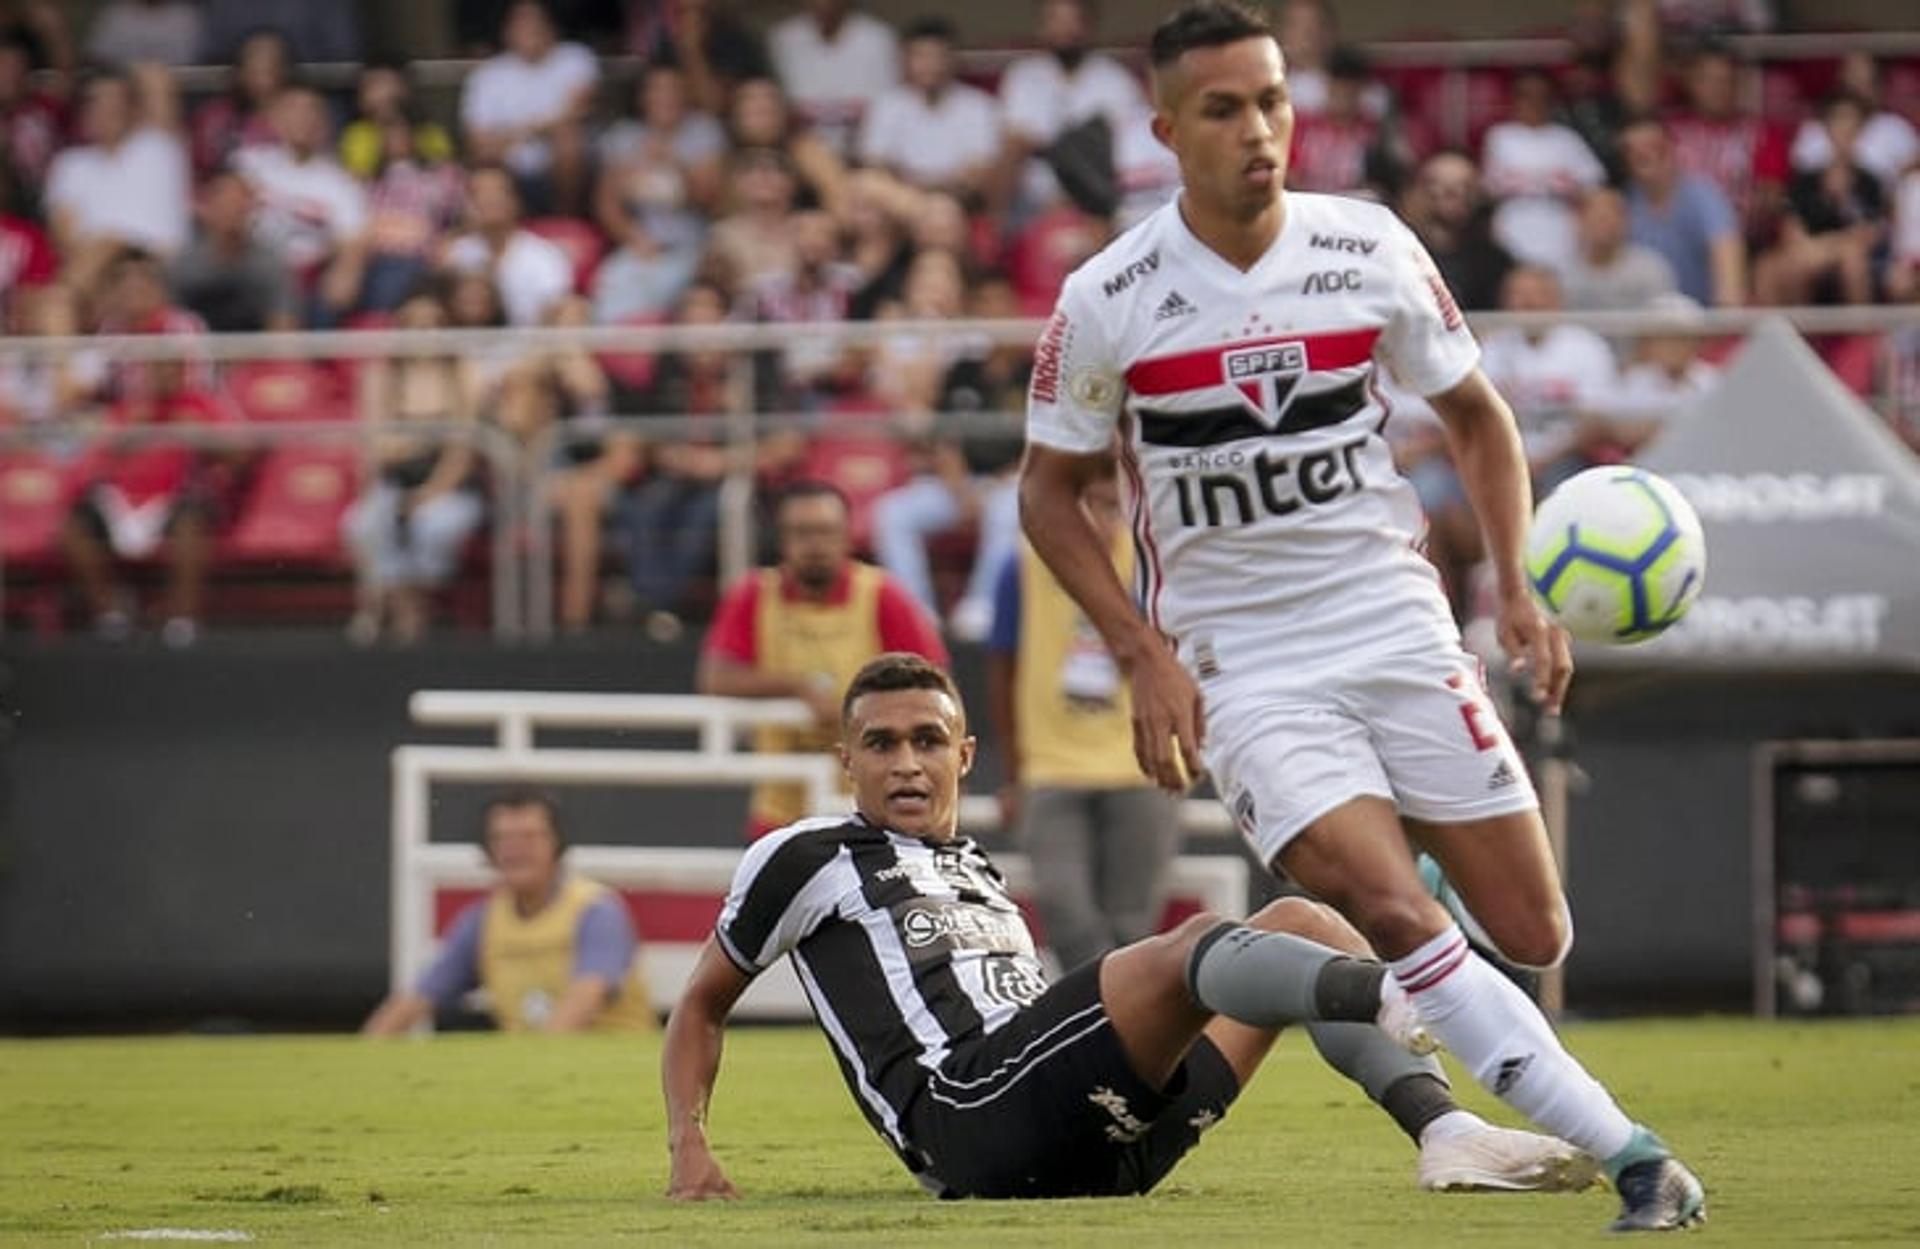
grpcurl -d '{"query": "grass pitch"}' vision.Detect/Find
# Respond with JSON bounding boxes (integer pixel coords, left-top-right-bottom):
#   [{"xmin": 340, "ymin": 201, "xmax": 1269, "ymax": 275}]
[{"xmin": 5, "ymin": 1018, "xmax": 1919, "ymax": 1246}]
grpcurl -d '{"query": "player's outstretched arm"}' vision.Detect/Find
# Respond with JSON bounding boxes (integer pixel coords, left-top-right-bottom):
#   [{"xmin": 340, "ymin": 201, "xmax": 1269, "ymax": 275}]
[
  {"xmin": 662, "ymin": 937, "xmax": 754, "ymax": 1200},
  {"xmin": 1427, "ymin": 368, "xmax": 1573, "ymax": 713},
  {"xmin": 1019, "ymin": 445, "xmax": 1204, "ymax": 791}
]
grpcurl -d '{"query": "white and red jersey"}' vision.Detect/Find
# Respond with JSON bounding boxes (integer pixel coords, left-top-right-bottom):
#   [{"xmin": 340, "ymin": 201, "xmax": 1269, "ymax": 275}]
[{"xmin": 1026, "ymin": 193, "xmax": 1480, "ymax": 678}]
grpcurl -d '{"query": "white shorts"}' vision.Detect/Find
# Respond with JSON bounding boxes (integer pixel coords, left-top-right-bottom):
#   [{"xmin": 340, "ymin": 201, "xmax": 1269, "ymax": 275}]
[{"xmin": 1202, "ymin": 646, "xmax": 1539, "ymax": 868}]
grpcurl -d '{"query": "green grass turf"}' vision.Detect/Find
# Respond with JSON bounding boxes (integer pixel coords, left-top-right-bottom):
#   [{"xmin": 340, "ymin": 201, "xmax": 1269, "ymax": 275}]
[{"xmin": 5, "ymin": 1018, "xmax": 1919, "ymax": 1246}]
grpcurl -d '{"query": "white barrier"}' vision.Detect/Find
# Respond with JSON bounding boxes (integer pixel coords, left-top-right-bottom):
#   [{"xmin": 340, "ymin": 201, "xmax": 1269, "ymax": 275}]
[{"xmin": 391, "ymin": 691, "xmax": 1245, "ymax": 1021}]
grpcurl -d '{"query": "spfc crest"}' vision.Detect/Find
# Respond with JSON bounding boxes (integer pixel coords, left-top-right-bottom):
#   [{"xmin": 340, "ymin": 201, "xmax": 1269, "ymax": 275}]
[{"xmin": 1222, "ymin": 341, "xmax": 1307, "ymax": 425}]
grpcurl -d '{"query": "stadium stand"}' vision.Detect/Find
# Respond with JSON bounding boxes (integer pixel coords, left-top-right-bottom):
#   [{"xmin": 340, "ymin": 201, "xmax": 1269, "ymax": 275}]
[{"xmin": 1, "ymin": 0, "xmax": 1918, "ymax": 644}]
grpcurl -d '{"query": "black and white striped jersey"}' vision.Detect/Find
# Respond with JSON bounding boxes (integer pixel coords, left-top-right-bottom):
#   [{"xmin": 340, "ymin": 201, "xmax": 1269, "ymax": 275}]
[{"xmin": 715, "ymin": 813, "xmax": 1051, "ymax": 1165}]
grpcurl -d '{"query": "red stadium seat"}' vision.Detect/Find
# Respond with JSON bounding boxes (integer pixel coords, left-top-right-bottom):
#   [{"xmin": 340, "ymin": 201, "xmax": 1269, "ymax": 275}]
[
  {"xmin": 0, "ymin": 450, "xmax": 72, "ymax": 567},
  {"xmin": 227, "ymin": 361, "xmax": 347, "ymax": 423},
  {"xmin": 1006, "ymin": 205, "xmax": 1107, "ymax": 311},
  {"xmin": 524, "ymin": 217, "xmax": 608, "ymax": 294},
  {"xmin": 597, "ymin": 313, "xmax": 663, "ymax": 392},
  {"xmin": 218, "ymin": 445, "xmax": 359, "ymax": 566},
  {"xmin": 1816, "ymin": 334, "xmax": 1880, "ymax": 399}
]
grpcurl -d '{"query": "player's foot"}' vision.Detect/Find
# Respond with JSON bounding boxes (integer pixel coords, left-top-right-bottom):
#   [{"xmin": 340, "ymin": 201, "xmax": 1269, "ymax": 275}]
[
  {"xmin": 1417, "ymin": 1116, "xmax": 1601, "ymax": 1192},
  {"xmin": 1608, "ymin": 1157, "xmax": 1706, "ymax": 1232},
  {"xmin": 1376, "ymin": 974, "xmax": 1438, "ymax": 1055}
]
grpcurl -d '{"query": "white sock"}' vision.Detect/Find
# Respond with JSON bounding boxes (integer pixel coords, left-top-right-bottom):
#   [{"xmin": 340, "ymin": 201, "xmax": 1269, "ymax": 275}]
[{"xmin": 1390, "ymin": 925, "xmax": 1636, "ymax": 1161}]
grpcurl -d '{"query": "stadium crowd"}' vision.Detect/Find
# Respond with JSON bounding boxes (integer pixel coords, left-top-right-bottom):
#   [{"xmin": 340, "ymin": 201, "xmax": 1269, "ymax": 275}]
[{"xmin": 1, "ymin": 0, "xmax": 1918, "ymax": 643}]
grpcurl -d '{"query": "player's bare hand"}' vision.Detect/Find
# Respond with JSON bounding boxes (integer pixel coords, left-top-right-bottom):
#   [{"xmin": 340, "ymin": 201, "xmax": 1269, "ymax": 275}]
[
  {"xmin": 667, "ymin": 1143, "xmax": 738, "ymax": 1201},
  {"xmin": 1497, "ymin": 587, "xmax": 1574, "ymax": 714},
  {"xmin": 1126, "ymin": 639, "xmax": 1204, "ymax": 793}
]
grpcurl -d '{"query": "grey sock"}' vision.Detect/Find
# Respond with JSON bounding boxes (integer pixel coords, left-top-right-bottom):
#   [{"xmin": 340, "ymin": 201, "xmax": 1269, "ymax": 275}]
[
  {"xmin": 1308, "ymin": 1022, "xmax": 1453, "ymax": 1143},
  {"xmin": 1185, "ymin": 923, "xmax": 1385, "ymax": 1028}
]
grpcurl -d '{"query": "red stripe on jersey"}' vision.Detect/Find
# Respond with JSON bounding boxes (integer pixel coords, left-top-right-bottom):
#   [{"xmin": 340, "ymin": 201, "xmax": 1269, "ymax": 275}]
[{"xmin": 1126, "ymin": 327, "xmax": 1382, "ymax": 398}]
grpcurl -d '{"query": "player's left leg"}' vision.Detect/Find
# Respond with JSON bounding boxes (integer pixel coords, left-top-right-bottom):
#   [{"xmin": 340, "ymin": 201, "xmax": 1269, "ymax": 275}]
[{"xmin": 1358, "ymin": 656, "xmax": 1706, "ymax": 1229}]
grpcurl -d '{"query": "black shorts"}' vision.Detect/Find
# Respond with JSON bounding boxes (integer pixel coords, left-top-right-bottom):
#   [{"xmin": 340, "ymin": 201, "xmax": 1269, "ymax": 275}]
[{"xmin": 905, "ymin": 957, "xmax": 1243, "ymax": 1199}]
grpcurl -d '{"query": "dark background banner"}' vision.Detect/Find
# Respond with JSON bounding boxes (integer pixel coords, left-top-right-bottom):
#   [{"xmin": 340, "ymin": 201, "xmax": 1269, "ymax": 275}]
[{"xmin": 1, "ymin": 637, "xmax": 1916, "ymax": 1030}]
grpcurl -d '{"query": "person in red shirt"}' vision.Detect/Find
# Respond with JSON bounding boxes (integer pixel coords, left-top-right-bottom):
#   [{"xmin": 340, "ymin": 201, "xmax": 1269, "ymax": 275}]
[
  {"xmin": 699, "ymin": 480, "xmax": 947, "ymax": 836},
  {"xmin": 1664, "ymin": 41, "xmax": 1789, "ymax": 245},
  {"xmin": 1286, "ymin": 47, "xmax": 1398, "ymax": 199},
  {"xmin": 62, "ymin": 249, "xmax": 234, "ymax": 646},
  {"xmin": 0, "ymin": 160, "xmax": 56, "ymax": 318}
]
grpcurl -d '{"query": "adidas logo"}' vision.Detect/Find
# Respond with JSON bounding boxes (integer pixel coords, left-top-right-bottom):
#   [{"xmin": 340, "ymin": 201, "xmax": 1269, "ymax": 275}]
[
  {"xmin": 1487, "ymin": 759, "xmax": 1520, "ymax": 791},
  {"xmin": 1154, "ymin": 291, "xmax": 1196, "ymax": 320},
  {"xmin": 1492, "ymin": 1053, "xmax": 1534, "ymax": 1095}
]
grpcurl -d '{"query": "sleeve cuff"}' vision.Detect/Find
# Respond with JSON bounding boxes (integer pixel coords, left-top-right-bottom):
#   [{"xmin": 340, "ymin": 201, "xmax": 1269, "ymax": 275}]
[{"xmin": 715, "ymin": 929, "xmax": 760, "ymax": 976}]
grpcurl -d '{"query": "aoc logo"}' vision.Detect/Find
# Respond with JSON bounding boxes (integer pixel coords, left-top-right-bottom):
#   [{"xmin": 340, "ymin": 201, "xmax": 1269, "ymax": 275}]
[
  {"xmin": 1222, "ymin": 340, "xmax": 1308, "ymax": 424},
  {"xmin": 1302, "ymin": 268, "xmax": 1362, "ymax": 295}
]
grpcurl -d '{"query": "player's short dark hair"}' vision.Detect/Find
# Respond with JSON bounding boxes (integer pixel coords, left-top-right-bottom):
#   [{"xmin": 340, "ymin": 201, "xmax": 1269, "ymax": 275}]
[
  {"xmin": 776, "ymin": 479, "xmax": 851, "ymax": 520},
  {"xmin": 903, "ymin": 15, "xmax": 958, "ymax": 46},
  {"xmin": 1149, "ymin": 1, "xmax": 1275, "ymax": 70},
  {"xmin": 482, "ymin": 787, "xmax": 566, "ymax": 851},
  {"xmin": 842, "ymin": 653, "xmax": 961, "ymax": 726}
]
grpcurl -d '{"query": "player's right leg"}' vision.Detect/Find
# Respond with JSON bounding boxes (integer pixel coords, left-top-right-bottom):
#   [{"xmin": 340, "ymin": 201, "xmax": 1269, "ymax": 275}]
[{"xmin": 1275, "ymin": 798, "xmax": 1704, "ymax": 1230}]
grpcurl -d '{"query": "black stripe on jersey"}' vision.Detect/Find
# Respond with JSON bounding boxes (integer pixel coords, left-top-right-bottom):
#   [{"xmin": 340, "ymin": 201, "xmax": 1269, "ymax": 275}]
[
  {"xmin": 1137, "ymin": 372, "xmax": 1371, "ymax": 447},
  {"xmin": 859, "ymin": 840, "xmax": 987, "ymax": 1043},
  {"xmin": 795, "ymin": 916, "xmax": 931, "ymax": 1130},
  {"xmin": 721, "ymin": 821, "xmax": 868, "ymax": 969}
]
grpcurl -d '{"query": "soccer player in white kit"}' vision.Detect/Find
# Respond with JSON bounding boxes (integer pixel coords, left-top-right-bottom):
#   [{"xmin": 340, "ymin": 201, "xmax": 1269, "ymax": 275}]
[{"xmin": 1018, "ymin": 2, "xmax": 1705, "ymax": 1232}]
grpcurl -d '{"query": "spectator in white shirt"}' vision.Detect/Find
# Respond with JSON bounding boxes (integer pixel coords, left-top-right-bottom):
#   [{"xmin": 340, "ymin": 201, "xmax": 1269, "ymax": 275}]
[
  {"xmin": 235, "ymin": 86, "xmax": 369, "ymax": 323},
  {"xmin": 998, "ymin": 0, "xmax": 1146, "ymax": 214},
  {"xmin": 44, "ymin": 65, "xmax": 190, "ymax": 293},
  {"xmin": 858, "ymin": 16, "xmax": 1000, "ymax": 199},
  {"xmin": 1602, "ymin": 293, "xmax": 1720, "ymax": 453},
  {"xmin": 1561, "ymin": 185, "xmax": 1679, "ymax": 312},
  {"xmin": 769, "ymin": 0, "xmax": 899, "ymax": 158},
  {"xmin": 461, "ymin": 0, "xmax": 599, "ymax": 214},
  {"xmin": 1481, "ymin": 69, "xmax": 1607, "ymax": 271},
  {"xmin": 1480, "ymin": 265, "xmax": 1622, "ymax": 490},
  {"xmin": 1886, "ymin": 165, "xmax": 1920, "ymax": 304},
  {"xmin": 1789, "ymin": 53, "xmax": 1919, "ymax": 188},
  {"xmin": 86, "ymin": 1, "xmax": 204, "ymax": 66},
  {"xmin": 443, "ymin": 164, "xmax": 573, "ymax": 328}
]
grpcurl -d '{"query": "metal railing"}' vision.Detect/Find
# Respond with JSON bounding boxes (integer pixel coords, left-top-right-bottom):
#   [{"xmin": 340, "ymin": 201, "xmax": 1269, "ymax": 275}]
[
  {"xmin": 391, "ymin": 691, "xmax": 1242, "ymax": 1019},
  {"xmin": 5, "ymin": 305, "xmax": 1916, "ymax": 638}
]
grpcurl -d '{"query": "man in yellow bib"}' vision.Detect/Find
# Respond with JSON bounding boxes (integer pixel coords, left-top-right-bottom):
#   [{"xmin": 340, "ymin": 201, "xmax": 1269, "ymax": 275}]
[
  {"xmin": 987, "ymin": 465, "xmax": 1181, "ymax": 971},
  {"xmin": 363, "ymin": 790, "xmax": 654, "ymax": 1034},
  {"xmin": 698, "ymin": 482, "xmax": 949, "ymax": 838}
]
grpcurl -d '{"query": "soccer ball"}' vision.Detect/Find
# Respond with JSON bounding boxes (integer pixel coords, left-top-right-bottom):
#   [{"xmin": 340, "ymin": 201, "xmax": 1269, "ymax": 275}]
[{"xmin": 1525, "ymin": 467, "xmax": 1706, "ymax": 645}]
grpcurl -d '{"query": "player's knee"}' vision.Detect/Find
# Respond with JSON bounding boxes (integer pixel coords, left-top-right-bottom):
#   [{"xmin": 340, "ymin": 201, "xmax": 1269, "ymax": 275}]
[
  {"xmin": 1156, "ymin": 911, "xmax": 1227, "ymax": 981},
  {"xmin": 1247, "ymin": 896, "xmax": 1342, "ymax": 944},
  {"xmin": 1491, "ymin": 908, "xmax": 1574, "ymax": 970},
  {"xmin": 1346, "ymin": 890, "xmax": 1451, "ymax": 960}
]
